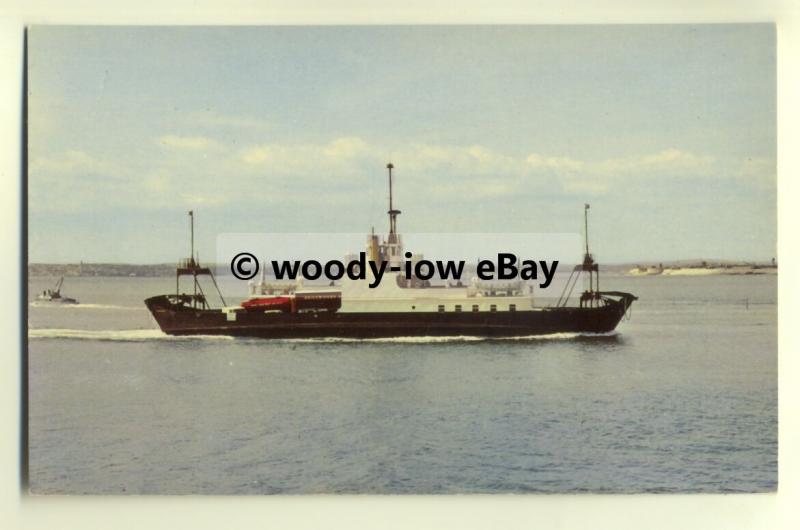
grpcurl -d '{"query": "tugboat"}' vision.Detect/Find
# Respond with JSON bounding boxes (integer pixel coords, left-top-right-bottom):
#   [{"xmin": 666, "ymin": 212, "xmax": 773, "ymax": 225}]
[
  {"xmin": 145, "ymin": 164, "xmax": 637, "ymax": 338},
  {"xmin": 36, "ymin": 277, "xmax": 79, "ymax": 305}
]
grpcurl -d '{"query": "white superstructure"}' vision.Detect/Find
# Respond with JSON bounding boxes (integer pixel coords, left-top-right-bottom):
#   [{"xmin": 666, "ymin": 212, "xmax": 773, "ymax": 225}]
[{"xmin": 248, "ymin": 163, "xmax": 539, "ymax": 314}]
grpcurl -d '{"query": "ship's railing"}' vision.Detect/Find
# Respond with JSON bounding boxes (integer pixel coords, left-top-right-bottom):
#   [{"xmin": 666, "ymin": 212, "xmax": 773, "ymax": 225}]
[{"xmin": 250, "ymin": 282, "xmax": 297, "ymax": 295}]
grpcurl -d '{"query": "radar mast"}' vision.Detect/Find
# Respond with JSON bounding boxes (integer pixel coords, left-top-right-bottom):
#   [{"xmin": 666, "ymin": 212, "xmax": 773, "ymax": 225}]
[{"xmin": 387, "ymin": 163, "xmax": 401, "ymax": 244}]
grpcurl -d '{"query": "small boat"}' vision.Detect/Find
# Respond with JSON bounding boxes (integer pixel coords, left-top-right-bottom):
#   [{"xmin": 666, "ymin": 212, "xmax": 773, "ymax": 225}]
[{"xmin": 36, "ymin": 277, "xmax": 79, "ymax": 304}]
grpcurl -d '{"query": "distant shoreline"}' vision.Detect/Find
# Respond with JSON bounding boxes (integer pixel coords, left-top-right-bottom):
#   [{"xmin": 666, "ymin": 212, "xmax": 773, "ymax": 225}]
[
  {"xmin": 27, "ymin": 260, "xmax": 778, "ymax": 278},
  {"xmin": 627, "ymin": 262, "xmax": 777, "ymax": 277},
  {"xmin": 28, "ymin": 263, "xmax": 178, "ymax": 278}
]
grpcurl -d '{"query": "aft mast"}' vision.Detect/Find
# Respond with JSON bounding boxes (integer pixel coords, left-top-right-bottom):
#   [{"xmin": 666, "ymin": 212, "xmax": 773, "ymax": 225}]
[
  {"xmin": 555, "ymin": 203, "xmax": 601, "ymax": 308},
  {"xmin": 581, "ymin": 203, "xmax": 600, "ymax": 305}
]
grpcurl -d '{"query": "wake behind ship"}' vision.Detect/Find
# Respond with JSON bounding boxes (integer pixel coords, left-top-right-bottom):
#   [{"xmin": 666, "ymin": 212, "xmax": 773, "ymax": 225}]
[{"xmin": 145, "ymin": 164, "xmax": 637, "ymax": 339}]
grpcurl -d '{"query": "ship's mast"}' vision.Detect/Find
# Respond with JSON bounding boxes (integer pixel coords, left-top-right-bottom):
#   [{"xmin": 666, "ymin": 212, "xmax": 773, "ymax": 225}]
[
  {"xmin": 582, "ymin": 203, "xmax": 599, "ymax": 304},
  {"xmin": 190, "ymin": 210, "xmax": 197, "ymax": 300},
  {"xmin": 177, "ymin": 210, "xmax": 227, "ymax": 308},
  {"xmin": 556, "ymin": 204, "xmax": 601, "ymax": 308},
  {"xmin": 584, "ymin": 203, "xmax": 589, "ymax": 257},
  {"xmin": 189, "ymin": 210, "xmax": 195, "ymax": 266},
  {"xmin": 387, "ymin": 163, "xmax": 401, "ymax": 244}
]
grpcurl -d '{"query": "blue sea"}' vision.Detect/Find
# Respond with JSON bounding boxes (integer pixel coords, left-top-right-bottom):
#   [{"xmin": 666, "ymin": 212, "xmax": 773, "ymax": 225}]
[{"xmin": 27, "ymin": 274, "xmax": 777, "ymax": 494}]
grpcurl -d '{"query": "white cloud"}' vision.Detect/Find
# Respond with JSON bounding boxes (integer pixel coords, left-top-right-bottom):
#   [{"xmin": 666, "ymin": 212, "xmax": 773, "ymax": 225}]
[
  {"xmin": 29, "ymin": 139, "xmax": 773, "ymax": 216},
  {"xmin": 592, "ymin": 148, "xmax": 716, "ymax": 177},
  {"xmin": 526, "ymin": 153, "xmax": 585, "ymax": 172},
  {"xmin": 231, "ymin": 139, "xmax": 772, "ymax": 200},
  {"xmin": 397, "ymin": 144, "xmax": 524, "ymax": 177},
  {"xmin": 158, "ymin": 135, "xmax": 221, "ymax": 150},
  {"xmin": 31, "ymin": 150, "xmax": 118, "ymax": 177},
  {"xmin": 390, "ymin": 145, "xmax": 726, "ymax": 198},
  {"xmin": 547, "ymin": 148, "xmax": 718, "ymax": 194},
  {"xmin": 323, "ymin": 137, "xmax": 369, "ymax": 159},
  {"xmin": 239, "ymin": 136, "xmax": 379, "ymax": 176}
]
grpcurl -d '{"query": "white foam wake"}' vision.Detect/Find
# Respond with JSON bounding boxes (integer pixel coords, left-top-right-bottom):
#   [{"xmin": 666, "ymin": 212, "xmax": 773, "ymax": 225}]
[
  {"xmin": 28, "ymin": 329, "xmax": 233, "ymax": 342},
  {"xmin": 279, "ymin": 331, "xmax": 618, "ymax": 344},
  {"xmin": 30, "ymin": 302, "xmax": 140, "ymax": 310},
  {"xmin": 284, "ymin": 335, "xmax": 485, "ymax": 344},
  {"xmin": 495, "ymin": 331, "xmax": 619, "ymax": 341},
  {"xmin": 28, "ymin": 329, "xmax": 617, "ymax": 343}
]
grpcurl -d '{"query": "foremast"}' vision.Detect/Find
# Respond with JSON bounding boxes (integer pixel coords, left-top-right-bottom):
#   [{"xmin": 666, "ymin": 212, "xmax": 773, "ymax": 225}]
[{"xmin": 175, "ymin": 210, "xmax": 226, "ymax": 309}]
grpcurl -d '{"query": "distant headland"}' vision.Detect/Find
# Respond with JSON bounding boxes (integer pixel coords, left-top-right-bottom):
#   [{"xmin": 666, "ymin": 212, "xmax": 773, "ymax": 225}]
[
  {"xmin": 626, "ymin": 259, "xmax": 777, "ymax": 276},
  {"xmin": 28, "ymin": 262, "xmax": 177, "ymax": 278}
]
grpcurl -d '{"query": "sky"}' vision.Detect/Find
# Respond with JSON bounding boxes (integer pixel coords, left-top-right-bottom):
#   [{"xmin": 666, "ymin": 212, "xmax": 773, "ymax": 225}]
[{"xmin": 27, "ymin": 25, "xmax": 776, "ymax": 263}]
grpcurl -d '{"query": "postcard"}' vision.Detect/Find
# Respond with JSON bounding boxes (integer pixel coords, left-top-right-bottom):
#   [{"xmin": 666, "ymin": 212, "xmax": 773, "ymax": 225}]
[{"xmin": 26, "ymin": 25, "xmax": 776, "ymax": 494}]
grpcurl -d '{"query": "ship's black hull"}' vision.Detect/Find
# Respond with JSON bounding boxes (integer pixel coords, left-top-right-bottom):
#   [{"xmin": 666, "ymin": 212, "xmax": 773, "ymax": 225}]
[{"xmin": 145, "ymin": 294, "xmax": 636, "ymax": 339}]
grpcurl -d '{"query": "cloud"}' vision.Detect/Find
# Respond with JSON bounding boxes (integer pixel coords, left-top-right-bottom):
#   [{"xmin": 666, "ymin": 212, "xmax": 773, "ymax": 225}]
[
  {"xmin": 526, "ymin": 148, "xmax": 715, "ymax": 180},
  {"xmin": 526, "ymin": 153, "xmax": 585, "ymax": 172},
  {"xmin": 386, "ymin": 145, "xmax": 726, "ymax": 198},
  {"xmin": 549, "ymin": 148, "xmax": 718, "ymax": 194},
  {"xmin": 397, "ymin": 144, "xmax": 524, "ymax": 178},
  {"xmin": 158, "ymin": 135, "xmax": 222, "ymax": 150},
  {"xmin": 239, "ymin": 136, "xmax": 378, "ymax": 176},
  {"xmin": 592, "ymin": 148, "xmax": 716, "ymax": 177},
  {"xmin": 30, "ymin": 150, "xmax": 119, "ymax": 178},
  {"xmin": 323, "ymin": 137, "xmax": 369, "ymax": 159},
  {"xmin": 28, "ymin": 138, "xmax": 774, "ymax": 216},
  {"xmin": 29, "ymin": 151, "xmax": 134, "ymax": 213},
  {"xmin": 231, "ymin": 138, "xmax": 773, "ymax": 201}
]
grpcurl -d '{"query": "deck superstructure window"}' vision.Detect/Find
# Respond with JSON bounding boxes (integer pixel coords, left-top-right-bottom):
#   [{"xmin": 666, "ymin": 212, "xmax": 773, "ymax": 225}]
[
  {"xmin": 472, "ymin": 305, "xmax": 479, "ymax": 312},
  {"xmin": 490, "ymin": 304, "xmax": 497, "ymax": 312},
  {"xmin": 455, "ymin": 305, "xmax": 462, "ymax": 312},
  {"xmin": 509, "ymin": 304, "xmax": 516, "ymax": 312},
  {"xmin": 438, "ymin": 305, "xmax": 445, "ymax": 313}
]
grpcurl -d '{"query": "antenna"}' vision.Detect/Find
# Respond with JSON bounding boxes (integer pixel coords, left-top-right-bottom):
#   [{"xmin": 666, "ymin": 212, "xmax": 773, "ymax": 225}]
[
  {"xmin": 189, "ymin": 210, "xmax": 195, "ymax": 265},
  {"xmin": 388, "ymin": 162, "xmax": 394, "ymax": 213},
  {"xmin": 386, "ymin": 163, "xmax": 401, "ymax": 242},
  {"xmin": 584, "ymin": 203, "xmax": 590, "ymax": 256}
]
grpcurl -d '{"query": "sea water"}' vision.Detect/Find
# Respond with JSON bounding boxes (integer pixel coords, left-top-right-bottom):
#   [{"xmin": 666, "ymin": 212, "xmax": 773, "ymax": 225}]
[{"xmin": 26, "ymin": 274, "xmax": 777, "ymax": 494}]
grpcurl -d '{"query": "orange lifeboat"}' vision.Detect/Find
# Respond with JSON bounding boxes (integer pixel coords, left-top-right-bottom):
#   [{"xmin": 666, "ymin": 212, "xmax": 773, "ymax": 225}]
[{"xmin": 241, "ymin": 296, "xmax": 293, "ymax": 312}]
